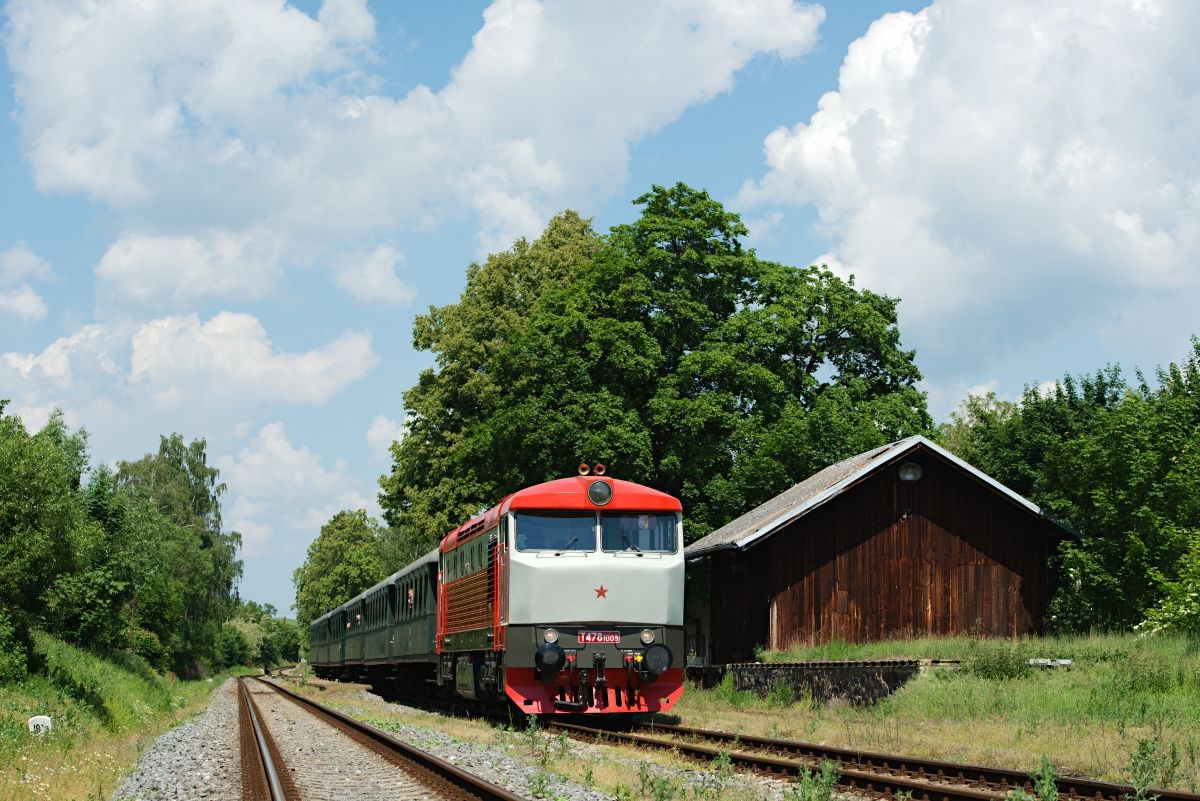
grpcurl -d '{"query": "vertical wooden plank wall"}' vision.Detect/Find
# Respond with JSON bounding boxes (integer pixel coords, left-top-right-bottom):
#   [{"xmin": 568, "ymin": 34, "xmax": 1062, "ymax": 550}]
[{"xmin": 709, "ymin": 449, "xmax": 1061, "ymax": 662}]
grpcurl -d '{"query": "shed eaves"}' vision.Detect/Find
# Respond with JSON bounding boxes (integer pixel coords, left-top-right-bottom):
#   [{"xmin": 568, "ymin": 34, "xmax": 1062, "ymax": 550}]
[
  {"xmin": 684, "ymin": 434, "xmax": 1072, "ymax": 559},
  {"xmin": 685, "ymin": 439, "xmax": 909, "ymax": 558}
]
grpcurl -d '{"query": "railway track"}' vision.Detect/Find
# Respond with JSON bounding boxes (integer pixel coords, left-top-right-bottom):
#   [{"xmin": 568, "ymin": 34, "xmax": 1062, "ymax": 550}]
[
  {"xmin": 238, "ymin": 677, "xmax": 294, "ymax": 800},
  {"xmin": 236, "ymin": 677, "xmax": 529, "ymax": 801},
  {"xmin": 547, "ymin": 719, "xmax": 1200, "ymax": 801}
]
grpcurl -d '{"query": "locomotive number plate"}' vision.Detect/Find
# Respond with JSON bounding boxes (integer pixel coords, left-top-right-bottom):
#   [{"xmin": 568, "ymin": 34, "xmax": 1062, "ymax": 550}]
[{"xmin": 578, "ymin": 631, "xmax": 621, "ymax": 644}]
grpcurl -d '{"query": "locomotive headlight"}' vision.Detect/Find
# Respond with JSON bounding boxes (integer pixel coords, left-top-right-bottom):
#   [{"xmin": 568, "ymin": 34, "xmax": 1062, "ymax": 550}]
[
  {"xmin": 639, "ymin": 628, "xmax": 655, "ymax": 645},
  {"xmin": 536, "ymin": 642, "xmax": 566, "ymax": 677},
  {"xmin": 588, "ymin": 480, "xmax": 613, "ymax": 506},
  {"xmin": 641, "ymin": 643, "xmax": 672, "ymax": 678},
  {"xmin": 543, "ymin": 628, "xmax": 559, "ymax": 644}
]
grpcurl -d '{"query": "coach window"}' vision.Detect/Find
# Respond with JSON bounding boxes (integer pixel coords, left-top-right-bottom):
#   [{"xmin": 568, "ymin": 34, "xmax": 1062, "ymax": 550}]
[
  {"xmin": 514, "ymin": 511, "xmax": 595, "ymax": 552},
  {"xmin": 601, "ymin": 512, "xmax": 679, "ymax": 553}
]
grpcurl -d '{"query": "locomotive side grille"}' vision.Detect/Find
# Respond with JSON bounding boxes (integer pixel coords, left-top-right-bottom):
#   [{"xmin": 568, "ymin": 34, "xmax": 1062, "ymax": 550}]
[
  {"xmin": 455, "ymin": 518, "xmax": 485, "ymax": 544},
  {"xmin": 443, "ymin": 569, "xmax": 491, "ymax": 634}
]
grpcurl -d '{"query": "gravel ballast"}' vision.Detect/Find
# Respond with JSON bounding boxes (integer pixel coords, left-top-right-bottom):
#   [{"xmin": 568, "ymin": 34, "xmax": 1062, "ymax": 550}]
[
  {"xmin": 329, "ymin": 686, "xmax": 800, "ymax": 801},
  {"xmin": 111, "ymin": 674, "xmax": 808, "ymax": 801},
  {"xmin": 112, "ymin": 678, "xmax": 240, "ymax": 801}
]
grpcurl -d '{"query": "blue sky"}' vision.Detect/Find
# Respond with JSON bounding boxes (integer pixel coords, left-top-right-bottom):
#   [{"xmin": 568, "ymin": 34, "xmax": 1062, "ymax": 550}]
[{"xmin": 3, "ymin": 0, "xmax": 1198, "ymax": 614}]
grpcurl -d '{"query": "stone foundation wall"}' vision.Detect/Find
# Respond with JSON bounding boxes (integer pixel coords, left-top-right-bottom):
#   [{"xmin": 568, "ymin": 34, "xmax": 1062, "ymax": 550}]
[{"xmin": 687, "ymin": 660, "xmax": 932, "ymax": 705}]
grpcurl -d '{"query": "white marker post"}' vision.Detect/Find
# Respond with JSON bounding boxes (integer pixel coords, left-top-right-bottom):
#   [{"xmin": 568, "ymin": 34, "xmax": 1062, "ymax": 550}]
[{"xmin": 27, "ymin": 716, "xmax": 51, "ymax": 735}]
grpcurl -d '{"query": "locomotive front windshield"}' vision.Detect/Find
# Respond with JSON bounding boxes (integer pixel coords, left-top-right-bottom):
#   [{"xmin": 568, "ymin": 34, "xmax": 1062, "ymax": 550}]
[
  {"xmin": 515, "ymin": 511, "xmax": 594, "ymax": 551},
  {"xmin": 601, "ymin": 512, "xmax": 678, "ymax": 553}
]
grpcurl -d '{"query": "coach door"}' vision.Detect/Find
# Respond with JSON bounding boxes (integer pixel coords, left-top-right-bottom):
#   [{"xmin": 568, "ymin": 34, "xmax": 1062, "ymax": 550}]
[{"xmin": 339, "ymin": 610, "xmax": 347, "ymax": 662}]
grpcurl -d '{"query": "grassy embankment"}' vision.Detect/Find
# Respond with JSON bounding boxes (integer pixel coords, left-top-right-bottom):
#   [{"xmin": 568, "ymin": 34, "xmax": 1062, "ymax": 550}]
[
  {"xmin": 675, "ymin": 634, "xmax": 1200, "ymax": 792},
  {"xmin": 0, "ymin": 632, "xmax": 232, "ymax": 801}
]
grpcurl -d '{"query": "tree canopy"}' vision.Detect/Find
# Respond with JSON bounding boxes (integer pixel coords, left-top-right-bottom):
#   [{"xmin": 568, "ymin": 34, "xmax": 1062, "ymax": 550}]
[
  {"xmin": 292, "ymin": 510, "xmax": 389, "ymax": 635},
  {"xmin": 380, "ymin": 183, "xmax": 931, "ymax": 544},
  {"xmin": 938, "ymin": 338, "xmax": 1200, "ymax": 632},
  {"xmin": 0, "ymin": 410, "xmax": 249, "ymax": 680}
]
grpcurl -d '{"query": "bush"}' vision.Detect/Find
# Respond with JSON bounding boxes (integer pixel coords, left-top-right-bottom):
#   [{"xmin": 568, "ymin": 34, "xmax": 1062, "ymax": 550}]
[
  {"xmin": 966, "ymin": 640, "xmax": 1032, "ymax": 681},
  {"xmin": 126, "ymin": 627, "xmax": 169, "ymax": 673},
  {"xmin": 216, "ymin": 624, "xmax": 251, "ymax": 668},
  {"xmin": 766, "ymin": 678, "xmax": 797, "ymax": 708},
  {"xmin": 107, "ymin": 644, "xmax": 162, "ymax": 685},
  {"xmin": 712, "ymin": 671, "xmax": 756, "ymax": 708},
  {"xmin": 0, "ymin": 608, "xmax": 28, "ymax": 683}
]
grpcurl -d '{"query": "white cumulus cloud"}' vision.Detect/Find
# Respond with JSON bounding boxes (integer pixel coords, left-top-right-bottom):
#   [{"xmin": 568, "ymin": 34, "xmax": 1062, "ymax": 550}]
[
  {"xmin": 5, "ymin": 0, "xmax": 826, "ymax": 310},
  {"xmin": 738, "ymin": 0, "xmax": 1200, "ymax": 376},
  {"xmin": 0, "ymin": 242, "xmax": 52, "ymax": 321},
  {"xmin": 365, "ymin": 414, "xmax": 407, "ymax": 464},
  {"xmin": 335, "ymin": 246, "xmax": 415, "ymax": 306},
  {"xmin": 1, "ymin": 312, "xmax": 377, "ymax": 443},
  {"xmin": 129, "ymin": 312, "xmax": 378, "ymax": 405},
  {"xmin": 0, "ymin": 285, "xmax": 48, "ymax": 321},
  {"xmin": 217, "ymin": 421, "xmax": 374, "ymax": 557},
  {"xmin": 0, "ymin": 242, "xmax": 52, "ymax": 283},
  {"xmin": 95, "ymin": 230, "xmax": 283, "ymax": 311}
]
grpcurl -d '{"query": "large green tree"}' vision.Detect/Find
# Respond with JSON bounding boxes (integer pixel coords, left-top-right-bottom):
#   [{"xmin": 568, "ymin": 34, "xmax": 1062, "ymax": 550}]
[
  {"xmin": 938, "ymin": 339, "xmax": 1200, "ymax": 630},
  {"xmin": 381, "ymin": 184, "xmax": 931, "ymax": 543},
  {"xmin": 0, "ymin": 407, "xmax": 247, "ymax": 680},
  {"xmin": 293, "ymin": 510, "xmax": 388, "ymax": 636},
  {"xmin": 0, "ymin": 406, "xmax": 87, "ymax": 679},
  {"xmin": 116, "ymin": 434, "xmax": 242, "ymax": 673}
]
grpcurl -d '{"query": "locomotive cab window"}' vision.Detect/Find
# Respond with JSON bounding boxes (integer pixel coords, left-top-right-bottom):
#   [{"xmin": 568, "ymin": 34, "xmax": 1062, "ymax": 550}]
[
  {"xmin": 601, "ymin": 512, "xmax": 679, "ymax": 553},
  {"xmin": 514, "ymin": 511, "xmax": 595, "ymax": 552}
]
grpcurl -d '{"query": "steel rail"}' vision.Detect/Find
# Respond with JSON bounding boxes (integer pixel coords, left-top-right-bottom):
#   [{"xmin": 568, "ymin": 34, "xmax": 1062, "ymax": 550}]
[
  {"xmin": 547, "ymin": 720, "xmax": 1200, "ymax": 801},
  {"xmin": 547, "ymin": 720, "xmax": 1003, "ymax": 801},
  {"xmin": 237, "ymin": 677, "xmax": 291, "ymax": 801},
  {"xmin": 628, "ymin": 721, "xmax": 1200, "ymax": 801},
  {"xmin": 251, "ymin": 677, "xmax": 529, "ymax": 801}
]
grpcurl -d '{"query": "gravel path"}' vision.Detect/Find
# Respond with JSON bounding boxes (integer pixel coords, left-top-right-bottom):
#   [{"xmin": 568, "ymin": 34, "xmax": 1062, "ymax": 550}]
[{"xmin": 112, "ymin": 678, "xmax": 240, "ymax": 801}]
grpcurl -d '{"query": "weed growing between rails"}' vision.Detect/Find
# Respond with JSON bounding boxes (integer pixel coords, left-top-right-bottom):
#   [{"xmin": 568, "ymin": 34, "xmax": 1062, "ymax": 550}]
[
  {"xmin": 781, "ymin": 761, "xmax": 838, "ymax": 801},
  {"xmin": 0, "ymin": 633, "xmax": 226, "ymax": 801},
  {"xmin": 675, "ymin": 633, "xmax": 1200, "ymax": 790},
  {"xmin": 1005, "ymin": 755, "xmax": 1060, "ymax": 801}
]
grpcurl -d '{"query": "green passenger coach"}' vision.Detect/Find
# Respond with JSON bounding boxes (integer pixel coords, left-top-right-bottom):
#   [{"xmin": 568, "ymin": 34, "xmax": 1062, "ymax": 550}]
[{"xmin": 308, "ymin": 549, "xmax": 439, "ymax": 677}]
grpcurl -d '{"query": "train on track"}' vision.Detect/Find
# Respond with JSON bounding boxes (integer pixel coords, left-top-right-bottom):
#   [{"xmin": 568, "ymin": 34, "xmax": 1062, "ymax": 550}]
[{"xmin": 307, "ymin": 467, "xmax": 685, "ymax": 715}]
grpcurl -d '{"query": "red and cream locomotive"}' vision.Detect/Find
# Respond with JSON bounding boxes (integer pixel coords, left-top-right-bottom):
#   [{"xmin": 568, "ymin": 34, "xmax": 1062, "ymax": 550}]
[{"xmin": 308, "ymin": 466, "xmax": 685, "ymax": 714}]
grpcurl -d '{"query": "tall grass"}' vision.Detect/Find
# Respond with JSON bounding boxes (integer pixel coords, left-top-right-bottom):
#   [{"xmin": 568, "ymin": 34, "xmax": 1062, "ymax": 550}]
[
  {"xmin": 677, "ymin": 634, "xmax": 1200, "ymax": 789},
  {"xmin": 0, "ymin": 632, "xmax": 220, "ymax": 800}
]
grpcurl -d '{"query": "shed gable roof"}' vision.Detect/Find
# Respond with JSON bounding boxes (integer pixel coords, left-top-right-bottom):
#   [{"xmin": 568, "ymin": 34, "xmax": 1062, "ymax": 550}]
[{"xmin": 685, "ymin": 435, "xmax": 1074, "ymax": 558}]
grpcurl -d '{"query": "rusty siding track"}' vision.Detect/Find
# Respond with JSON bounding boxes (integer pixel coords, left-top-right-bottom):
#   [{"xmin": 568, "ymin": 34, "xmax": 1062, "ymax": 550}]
[
  {"xmin": 238, "ymin": 677, "xmax": 298, "ymax": 801},
  {"xmin": 548, "ymin": 720, "xmax": 1200, "ymax": 801},
  {"xmin": 250, "ymin": 677, "xmax": 529, "ymax": 801}
]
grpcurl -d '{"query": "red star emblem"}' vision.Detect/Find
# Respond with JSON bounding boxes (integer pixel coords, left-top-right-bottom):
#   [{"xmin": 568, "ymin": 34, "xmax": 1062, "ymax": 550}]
[{"xmin": 594, "ymin": 585, "xmax": 608, "ymax": 598}]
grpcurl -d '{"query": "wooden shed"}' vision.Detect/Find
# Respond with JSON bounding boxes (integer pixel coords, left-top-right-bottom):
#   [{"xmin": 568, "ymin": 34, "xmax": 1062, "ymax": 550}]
[{"xmin": 686, "ymin": 436, "xmax": 1075, "ymax": 663}]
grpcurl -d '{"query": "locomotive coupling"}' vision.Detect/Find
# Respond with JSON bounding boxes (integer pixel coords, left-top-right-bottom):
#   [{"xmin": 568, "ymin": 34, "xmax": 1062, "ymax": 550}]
[{"xmin": 593, "ymin": 652, "xmax": 608, "ymax": 708}]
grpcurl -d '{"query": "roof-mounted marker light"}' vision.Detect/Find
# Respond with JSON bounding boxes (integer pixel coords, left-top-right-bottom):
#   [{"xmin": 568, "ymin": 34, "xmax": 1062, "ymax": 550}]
[{"xmin": 588, "ymin": 480, "xmax": 613, "ymax": 506}]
